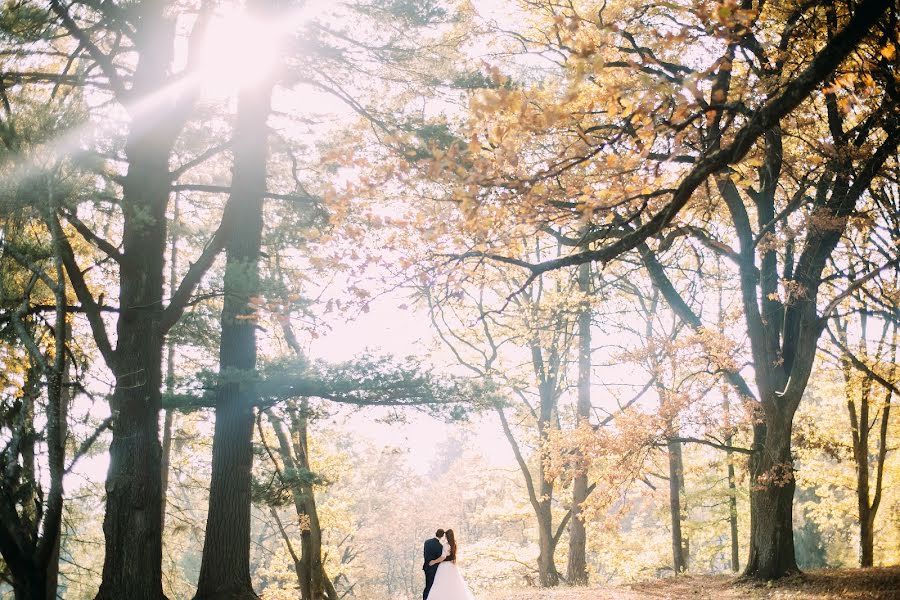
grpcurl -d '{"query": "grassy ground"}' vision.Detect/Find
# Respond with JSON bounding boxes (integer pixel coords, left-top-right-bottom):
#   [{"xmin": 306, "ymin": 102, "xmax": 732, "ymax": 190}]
[{"xmin": 483, "ymin": 567, "xmax": 900, "ymax": 600}]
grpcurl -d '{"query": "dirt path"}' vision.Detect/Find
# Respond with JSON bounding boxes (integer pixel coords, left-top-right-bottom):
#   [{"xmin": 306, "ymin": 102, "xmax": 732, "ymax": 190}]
[{"xmin": 485, "ymin": 567, "xmax": 900, "ymax": 600}]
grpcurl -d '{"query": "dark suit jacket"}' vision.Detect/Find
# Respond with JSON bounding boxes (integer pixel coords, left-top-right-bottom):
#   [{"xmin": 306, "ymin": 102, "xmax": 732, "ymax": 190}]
[{"xmin": 423, "ymin": 537, "xmax": 443, "ymax": 572}]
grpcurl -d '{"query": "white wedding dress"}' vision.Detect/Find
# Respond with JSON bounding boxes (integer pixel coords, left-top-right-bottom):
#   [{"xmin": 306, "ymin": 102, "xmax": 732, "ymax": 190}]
[{"xmin": 427, "ymin": 541, "xmax": 476, "ymax": 600}]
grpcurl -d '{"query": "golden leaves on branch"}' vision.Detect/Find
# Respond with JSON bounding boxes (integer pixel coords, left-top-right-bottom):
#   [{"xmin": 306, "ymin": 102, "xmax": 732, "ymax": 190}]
[{"xmin": 752, "ymin": 462, "xmax": 795, "ymax": 491}]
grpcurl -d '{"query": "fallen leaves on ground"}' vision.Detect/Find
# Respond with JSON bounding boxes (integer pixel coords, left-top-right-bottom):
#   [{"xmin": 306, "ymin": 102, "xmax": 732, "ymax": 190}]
[{"xmin": 483, "ymin": 567, "xmax": 900, "ymax": 600}]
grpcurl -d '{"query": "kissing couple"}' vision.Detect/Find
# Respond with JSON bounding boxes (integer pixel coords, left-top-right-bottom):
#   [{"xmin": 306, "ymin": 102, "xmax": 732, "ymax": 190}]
[{"xmin": 422, "ymin": 528, "xmax": 476, "ymax": 600}]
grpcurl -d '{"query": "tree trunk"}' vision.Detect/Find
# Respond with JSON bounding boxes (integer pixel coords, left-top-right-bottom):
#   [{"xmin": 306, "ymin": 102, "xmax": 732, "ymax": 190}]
[
  {"xmin": 292, "ymin": 404, "xmax": 332, "ymax": 600},
  {"xmin": 11, "ymin": 568, "xmax": 49, "ymax": 600},
  {"xmin": 854, "ymin": 384, "xmax": 873, "ymax": 568},
  {"xmin": 268, "ymin": 405, "xmax": 334, "ymax": 600},
  {"xmin": 275, "ymin": 316, "xmax": 336, "ymax": 600},
  {"xmin": 567, "ymin": 475, "xmax": 588, "ymax": 584},
  {"xmin": 727, "ymin": 451, "xmax": 740, "ymax": 572},
  {"xmin": 859, "ymin": 508, "xmax": 875, "ymax": 568},
  {"xmin": 42, "ymin": 303, "xmax": 69, "ymax": 600},
  {"xmin": 743, "ymin": 417, "xmax": 799, "ymax": 579},
  {"xmin": 95, "ymin": 5, "xmax": 182, "ymax": 597},
  {"xmin": 194, "ymin": 50, "xmax": 272, "ymax": 599},
  {"xmin": 0, "ymin": 316, "xmax": 66, "ymax": 600},
  {"xmin": 667, "ymin": 437, "xmax": 687, "ymax": 573},
  {"xmin": 537, "ymin": 501, "xmax": 559, "ymax": 587},
  {"xmin": 194, "ymin": 383, "xmax": 259, "ymax": 599},
  {"xmin": 537, "ymin": 376, "xmax": 560, "ymax": 588},
  {"xmin": 97, "ymin": 297, "xmax": 167, "ymax": 600},
  {"xmin": 567, "ymin": 262, "xmax": 591, "ymax": 585},
  {"xmin": 843, "ymin": 315, "xmax": 896, "ymax": 568},
  {"xmin": 496, "ymin": 358, "xmax": 562, "ymax": 589}
]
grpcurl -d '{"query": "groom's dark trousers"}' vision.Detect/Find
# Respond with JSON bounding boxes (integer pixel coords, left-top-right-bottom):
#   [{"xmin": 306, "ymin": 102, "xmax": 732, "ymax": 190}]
[{"xmin": 422, "ymin": 537, "xmax": 443, "ymax": 599}]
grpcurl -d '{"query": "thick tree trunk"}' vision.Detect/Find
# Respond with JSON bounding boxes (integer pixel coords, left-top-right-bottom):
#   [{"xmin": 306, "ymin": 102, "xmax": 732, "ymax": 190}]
[
  {"xmin": 537, "ymin": 501, "xmax": 559, "ymax": 587},
  {"xmin": 95, "ymin": 4, "xmax": 181, "ymax": 597},
  {"xmin": 743, "ymin": 417, "xmax": 799, "ymax": 580},
  {"xmin": 96, "ymin": 130, "xmax": 170, "ymax": 599},
  {"xmin": 667, "ymin": 437, "xmax": 687, "ymax": 573},
  {"xmin": 537, "ymin": 377, "xmax": 560, "ymax": 588},
  {"xmin": 567, "ymin": 261, "xmax": 591, "ymax": 586},
  {"xmin": 194, "ymin": 389, "xmax": 259, "ymax": 598},
  {"xmin": 44, "ymin": 535, "xmax": 60, "ymax": 600},
  {"xmin": 859, "ymin": 509, "xmax": 875, "ymax": 567},
  {"xmin": 567, "ymin": 475, "xmax": 588, "ymax": 584},
  {"xmin": 11, "ymin": 568, "xmax": 49, "ymax": 600},
  {"xmin": 97, "ymin": 310, "xmax": 167, "ymax": 600},
  {"xmin": 194, "ymin": 57, "xmax": 272, "ymax": 599}
]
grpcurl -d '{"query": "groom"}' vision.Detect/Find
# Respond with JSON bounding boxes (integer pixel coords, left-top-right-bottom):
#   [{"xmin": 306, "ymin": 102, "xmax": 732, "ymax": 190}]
[{"xmin": 422, "ymin": 528, "xmax": 447, "ymax": 599}]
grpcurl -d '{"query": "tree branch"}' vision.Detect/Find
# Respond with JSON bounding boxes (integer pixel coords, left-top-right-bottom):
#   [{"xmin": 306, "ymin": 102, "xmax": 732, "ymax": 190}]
[
  {"xmin": 662, "ymin": 436, "xmax": 752, "ymax": 455},
  {"xmin": 819, "ymin": 258, "xmax": 900, "ymax": 322},
  {"xmin": 48, "ymin": 0, "xmax": 126, "ymax": 97},
  {"xmin": 159, "ymin": 218, "xmax": 229, "ymax": 333},
  {"xmin": 62, "ymin": 210, "xmax": 122, "ymax": 262},
  {"xmin": 825, "ymin": 324, "xmax": 900, "ymax": 396},
  {"xmin": 461, "ymin": 0, "xmax": 891, "ymax": 278},
  {"xmin": 49, "ymin": 214, "xmax": 117, "ymax": 369},
  {"xmin": 640, "ymin": 244, "xmax": 757, "ymax": 402}
]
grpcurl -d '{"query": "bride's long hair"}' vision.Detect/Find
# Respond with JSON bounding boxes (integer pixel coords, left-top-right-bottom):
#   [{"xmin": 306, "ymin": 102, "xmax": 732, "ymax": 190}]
[{"xmin": 446, "ymin": 528, "xmax": 457, "ymax": 560}]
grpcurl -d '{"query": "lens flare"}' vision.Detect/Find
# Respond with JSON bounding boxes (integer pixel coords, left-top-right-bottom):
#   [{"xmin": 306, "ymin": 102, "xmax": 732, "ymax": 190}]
[{"xmin": 197, "ymin": 13, "xmax": 282, "ymax": 95}]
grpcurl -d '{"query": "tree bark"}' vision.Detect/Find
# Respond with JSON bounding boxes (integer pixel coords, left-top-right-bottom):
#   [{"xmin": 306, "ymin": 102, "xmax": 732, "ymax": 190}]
[
  {"xmin": 667, "ymin": 436, "xmax": 687, "ymax": 573},
  {"xmin": 193, "ymin": 43, "xmax": 273, "ymax": 600},
  {"xmin": 43, "ymin": 318, "xmax": 70, "ymax": 599},
  {"xmin": 743, "ymin": 416, "xmax": 799, "ymax": 579},
  {"xmin": 719, "ymin": 274, "xmax": 740, "ymax": 574},
  {"xmin": 859, "ymin": 509, "xmax": 875, "ymax": 567},
  {"xmin": 727, "ymin": 452, "xmax": 740, "ymax": 572},
  {"xmin": 536, "ymin": 370, "xmax": 561, "ymax": 587},
  {"xmin": 94, "ymin": 4, "xmax": 187, "ymax": 597},
  {"xmin": 567, "ymin": 261, "xmax": 591, "ymax": 585},
  {"xmin": 291, "ymin": 401, "xmax": 332, "ymax": 600},
  {"xmin": 537, "ymin": 501, "xmax": 559, "ymax": 587},
  {"xmin": 95, "ymin": 137, "xmax": 169, "ymax": 600}
]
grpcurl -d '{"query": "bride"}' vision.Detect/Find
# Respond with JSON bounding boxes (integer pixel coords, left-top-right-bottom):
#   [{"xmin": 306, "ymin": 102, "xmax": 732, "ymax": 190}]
[{"xmin": 427, "ymin": 529, "xmax": 476, "ymax": 600}]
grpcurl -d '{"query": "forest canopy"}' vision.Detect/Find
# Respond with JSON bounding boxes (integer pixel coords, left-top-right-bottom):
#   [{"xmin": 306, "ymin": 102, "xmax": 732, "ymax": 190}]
[{"xmin": 0, "ymin": 0, "xmax": 898, "ymax": 599}]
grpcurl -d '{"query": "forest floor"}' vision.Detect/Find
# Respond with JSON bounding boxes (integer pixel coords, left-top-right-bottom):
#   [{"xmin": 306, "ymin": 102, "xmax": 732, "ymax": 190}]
[{"xmin": 484, "ymin": 567, "xmax": 900, "ymax": 599}]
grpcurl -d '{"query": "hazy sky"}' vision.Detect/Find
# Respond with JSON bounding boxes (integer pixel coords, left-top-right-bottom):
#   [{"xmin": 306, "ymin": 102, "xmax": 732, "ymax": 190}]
[{"xmin": 310, "ymin": 292, "xmax": 518, "ymax": 474}]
